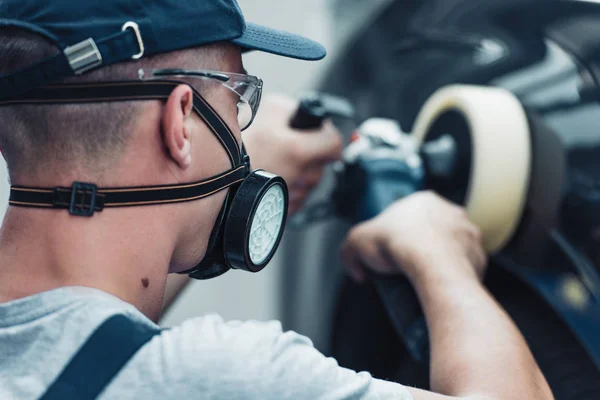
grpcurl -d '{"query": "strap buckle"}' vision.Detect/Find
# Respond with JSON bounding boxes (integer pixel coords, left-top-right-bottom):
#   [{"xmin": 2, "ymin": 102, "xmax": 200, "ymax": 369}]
[
  {"xmin": 122, "ymin": 22, "xmax": 145, "ymax": 60},
  {"xmin": 64, "ymin": 39, "xmax": 103, "ymax": 75},
  {"xmin": 68, "ymin": 182, "xmax": 98, "ymax": 217}
]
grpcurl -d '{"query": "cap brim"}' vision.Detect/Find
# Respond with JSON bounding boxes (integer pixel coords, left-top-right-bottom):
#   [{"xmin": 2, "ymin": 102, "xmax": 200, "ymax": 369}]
[{"xmin": 231, "ymin": 23, "xmax": 326, "ymax": 61}]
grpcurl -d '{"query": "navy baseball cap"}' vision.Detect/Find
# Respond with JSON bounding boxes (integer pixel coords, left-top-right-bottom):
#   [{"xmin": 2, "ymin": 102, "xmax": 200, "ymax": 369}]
[{"xmin": 0, "ymin": 0, "xmax": 326, "ymax": 99}]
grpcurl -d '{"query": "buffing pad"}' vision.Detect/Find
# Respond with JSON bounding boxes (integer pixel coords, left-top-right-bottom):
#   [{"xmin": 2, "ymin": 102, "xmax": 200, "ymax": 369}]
[{"xmin": 412, "ymin": 85, "xmax": 532, "ymax": 253}]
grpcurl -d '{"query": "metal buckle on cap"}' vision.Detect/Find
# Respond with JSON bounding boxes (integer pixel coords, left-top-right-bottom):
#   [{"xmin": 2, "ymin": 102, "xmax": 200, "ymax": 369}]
[
  {"xmin": 122, "ymin": 21, "xmax": 145, "ymax": 60},
  {"xmin": 64, "ymin": 39, "xmax": 103, "ymax": 75}
]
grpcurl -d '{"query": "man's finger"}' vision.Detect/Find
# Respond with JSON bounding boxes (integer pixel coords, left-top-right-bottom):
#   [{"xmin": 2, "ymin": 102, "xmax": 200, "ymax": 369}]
[
  {"xmin": 289, "ymin": 187, "xmax": 310, "ymax": 202},
  {"xmin": 473, "ymin": 244, "xmax": 488, "ymax": 279},
  {"xmin": 294, "ymin": 166, "xmax": 325, "ymax": 189},
  {"xmin": 341, "ymin": 226, "xmax": 398, "ymax": 277},
  {"xmin": 340, "ymin": 239, "xmax": 367, "ymax": 283},
  {"xmin": 293, "ymin": 121, "xmax": 343, "ymax": 164},
  {"xmin": 288, "ymin": 198, "xmax": 306, "ymax": 215}
]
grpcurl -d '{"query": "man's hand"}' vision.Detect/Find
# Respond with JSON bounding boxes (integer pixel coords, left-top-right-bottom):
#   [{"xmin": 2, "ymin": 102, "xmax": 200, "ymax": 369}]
[
  {"xmin": 342, "ymin": 191, "xmax": 554, "ymax": 400},
  {"xmin": 243, "ymin": 94, "xmax": 343, "ymax": 214},
  {"xmin": 341, "ymin": 191, "xmax": 487, "ymax": 286}
]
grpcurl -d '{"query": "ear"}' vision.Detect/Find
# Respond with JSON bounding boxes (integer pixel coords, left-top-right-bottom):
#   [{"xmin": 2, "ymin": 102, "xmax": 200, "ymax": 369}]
[{"xmin": 162, "ymin": 84, "xmax": 195, "ymax": 169}]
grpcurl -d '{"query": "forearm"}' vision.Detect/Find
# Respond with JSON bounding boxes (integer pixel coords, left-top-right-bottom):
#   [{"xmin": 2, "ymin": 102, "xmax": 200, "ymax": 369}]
[{"xmin": 413, "ymin": 263, "xmax": 553, "ymax": 400}]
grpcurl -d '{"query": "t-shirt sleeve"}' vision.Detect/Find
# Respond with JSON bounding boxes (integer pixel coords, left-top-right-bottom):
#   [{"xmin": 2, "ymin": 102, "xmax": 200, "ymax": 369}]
[{"xmin": 168, "ymin": 314, "xmax": 414, "ymax": 400}]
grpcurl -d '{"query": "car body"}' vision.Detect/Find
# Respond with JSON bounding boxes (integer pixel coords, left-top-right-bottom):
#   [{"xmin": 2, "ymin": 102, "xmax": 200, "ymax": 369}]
[{"xmin": 281, "ymin": 1, "xmax": 600, "ymax": 398}]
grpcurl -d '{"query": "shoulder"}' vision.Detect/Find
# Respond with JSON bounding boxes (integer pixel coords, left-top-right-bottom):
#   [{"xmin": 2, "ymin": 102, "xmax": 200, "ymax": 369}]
[
  {"xmin": 103, "ymin": 314, "xmax": 313, "ymax": 398},
  {"xmin": 104, "ymin": 314, "xmax": 413, "ymax": 400},
  {"xmin": 158, "ymin": 314, "xmax": 313, "ymax": 368}
]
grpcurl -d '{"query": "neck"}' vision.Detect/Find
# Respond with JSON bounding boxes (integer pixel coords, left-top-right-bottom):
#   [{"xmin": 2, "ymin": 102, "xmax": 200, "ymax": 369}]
[{"xmin": 0, "ymin": 207, "xmax": 175, "ymax": 322}]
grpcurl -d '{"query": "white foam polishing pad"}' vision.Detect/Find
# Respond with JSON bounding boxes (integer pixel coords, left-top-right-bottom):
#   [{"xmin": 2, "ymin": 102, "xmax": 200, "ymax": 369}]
[{"xmin": 412, "ymin": 85, "xmax": 532, "ymax": 253}]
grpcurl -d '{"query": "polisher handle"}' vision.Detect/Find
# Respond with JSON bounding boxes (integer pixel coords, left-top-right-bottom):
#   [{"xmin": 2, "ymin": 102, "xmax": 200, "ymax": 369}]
[{"xmin": 290, "ymin": 93, "xmax": 355, "ymax": 130}]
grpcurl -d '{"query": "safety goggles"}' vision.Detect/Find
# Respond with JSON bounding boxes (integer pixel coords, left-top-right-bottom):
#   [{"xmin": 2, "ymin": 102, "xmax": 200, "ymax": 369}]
[{"xmin": 139, "ymin": 68, "xmax": 263, "ymax": 131}]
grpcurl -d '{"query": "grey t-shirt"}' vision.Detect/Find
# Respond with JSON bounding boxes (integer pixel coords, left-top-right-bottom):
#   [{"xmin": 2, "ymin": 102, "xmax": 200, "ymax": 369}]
[{"xmin": 0, "ymin": 287, "xmax": 413, "ymax": 399}]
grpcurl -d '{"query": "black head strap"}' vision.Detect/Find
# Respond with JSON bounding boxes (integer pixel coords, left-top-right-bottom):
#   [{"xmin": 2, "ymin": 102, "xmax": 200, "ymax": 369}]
[
  {"xmin": 3, "ymin": 80, "xmax": 247, "ymax": 216},
  {"xmin": 0, "ymin": 80, "xmax": 242, "ymax": 167},
  {"xmin": 10, "ymin": 166, "xmax": 247, "ymax": 217}
]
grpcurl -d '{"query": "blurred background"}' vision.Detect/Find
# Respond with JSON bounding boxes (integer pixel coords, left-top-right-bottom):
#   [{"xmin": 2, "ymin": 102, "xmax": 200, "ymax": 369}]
[{"xmin": 2, "ymin": 1, "xmax": 600, "ymax": 398}]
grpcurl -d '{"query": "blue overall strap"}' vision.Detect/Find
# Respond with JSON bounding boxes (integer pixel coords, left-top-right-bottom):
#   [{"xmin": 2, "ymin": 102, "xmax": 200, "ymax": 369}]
[{"xmin": 39, "ymin": 314, "xmax": 162, "ymax": 400}]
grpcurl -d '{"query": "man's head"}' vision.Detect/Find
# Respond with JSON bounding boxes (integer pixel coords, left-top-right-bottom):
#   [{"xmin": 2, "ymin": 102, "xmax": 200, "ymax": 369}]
[
  {"xmin": 0, "ymin": 25, "xmax": 246, "ymax": 272},
  {"xmin": 0, "ymin": 0, "xmax": 324, "ymax": 317}
]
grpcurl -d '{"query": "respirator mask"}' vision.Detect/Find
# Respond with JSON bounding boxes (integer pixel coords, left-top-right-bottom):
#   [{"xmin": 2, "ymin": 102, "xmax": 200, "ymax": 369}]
[{"xmin": 3, "ymin": 68, "xmax": 289, "ymax": 279}]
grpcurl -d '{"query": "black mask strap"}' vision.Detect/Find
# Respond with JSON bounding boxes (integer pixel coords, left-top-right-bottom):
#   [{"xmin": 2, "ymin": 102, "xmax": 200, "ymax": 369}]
[{"xmin": 9, "ymin": 166, "xmax": 247, "ymax": 217}]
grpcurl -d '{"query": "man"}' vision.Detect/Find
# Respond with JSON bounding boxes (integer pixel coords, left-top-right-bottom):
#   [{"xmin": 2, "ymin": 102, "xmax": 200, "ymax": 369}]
[{"xmin": 0, "ymin": 1, "xmax": 553, "ymax": 400}]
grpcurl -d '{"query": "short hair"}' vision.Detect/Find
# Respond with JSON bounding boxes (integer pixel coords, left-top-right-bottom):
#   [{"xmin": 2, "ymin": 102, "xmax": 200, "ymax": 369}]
[{"xmin": 0, "ymin": 27, "xmax": 227, "ymax": 180}]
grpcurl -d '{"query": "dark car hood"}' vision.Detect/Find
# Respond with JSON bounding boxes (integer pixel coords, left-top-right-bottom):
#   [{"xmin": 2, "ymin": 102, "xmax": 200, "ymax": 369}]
[{"xmin": 323, "ymin": 0, "xmax": 600, "ymax": 129}]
